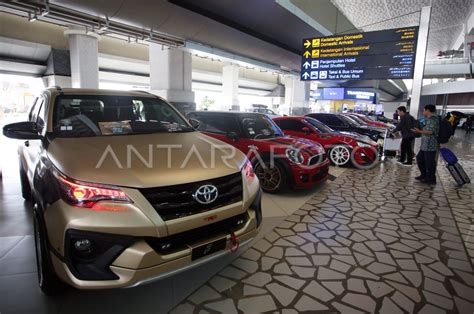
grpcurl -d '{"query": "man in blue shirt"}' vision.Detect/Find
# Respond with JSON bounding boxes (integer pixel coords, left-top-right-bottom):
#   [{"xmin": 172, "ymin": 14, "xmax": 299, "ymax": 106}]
[{"xmin": 413, "ymin": 105, "xmax": 439, "ymax": 184}]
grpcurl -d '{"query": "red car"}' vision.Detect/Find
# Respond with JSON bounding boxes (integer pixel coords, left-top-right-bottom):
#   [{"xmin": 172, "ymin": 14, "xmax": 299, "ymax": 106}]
[
  {"xmin": 188, "ymin": 111, "xmax": 330, "ymax": 193},
  {"xmin": 273, "ymin": 116, "xmax": 379, "ymax": 167},
  {"xmin": 346, "ymin": 113, "xmax": 390, "ymax": 128}
]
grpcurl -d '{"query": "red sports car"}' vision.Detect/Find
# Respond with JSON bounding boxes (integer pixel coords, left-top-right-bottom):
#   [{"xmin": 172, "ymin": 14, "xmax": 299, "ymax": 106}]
[
  {"xmin": 273, "ymin": 116, "xmax": 379, "ymax": 167},
  {"xmin": 188, "ymin": 111, "xmax": 330, "ymax": 193}
]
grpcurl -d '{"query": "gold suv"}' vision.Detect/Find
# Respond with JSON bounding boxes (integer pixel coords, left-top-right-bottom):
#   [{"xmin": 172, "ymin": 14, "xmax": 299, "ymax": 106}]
[{"xmin": 3, "ymin": 88, "xmax": 262, "ymax": 294}]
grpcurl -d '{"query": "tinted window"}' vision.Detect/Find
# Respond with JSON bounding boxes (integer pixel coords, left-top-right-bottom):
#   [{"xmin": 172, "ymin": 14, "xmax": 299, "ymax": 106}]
[
  {"xmin": 305, "ymin": 117, "xmax": 334, "ymax": 133},
  {"xmin": 239, "ymin": 115, "xmax": 284, "ymax": 139},
  {"xmin": 325, "ymin": 115, "xmax": 345, "ymax": 127},
  {"xmin": 339, "ymin": 115, "xmax": 360, "ymax": 127},
  {"xmin": 275, "ymin": 119, "xmax": 306, "ymax": 132},
  {"xmin": 191, "ymin": 114, "xmax": 241, "ymax": 135},
  {"xmin": 53, "ymin": 95, "xmax": 192, "ymax": 137}
]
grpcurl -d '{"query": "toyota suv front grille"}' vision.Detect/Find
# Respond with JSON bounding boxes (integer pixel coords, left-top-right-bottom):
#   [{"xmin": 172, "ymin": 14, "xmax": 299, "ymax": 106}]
[{"xmin": 140, "ymin": 172, "xmax": 243, "ymax": 221}]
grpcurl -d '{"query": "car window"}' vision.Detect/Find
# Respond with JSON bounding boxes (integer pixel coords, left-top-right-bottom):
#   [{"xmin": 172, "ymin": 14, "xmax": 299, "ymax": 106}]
[
  {"xmin": 53, "ymin": 95, "xmax": 192, "ymax": 137},
  {"xmin": 325, "ymin": 115, "xmax": 345, "ymax": 127},
  {"xmin": 305, "ymin": 117, "xmax": 334, "ymax": 133},
  {"xmin": 340, "ymin": 115, "xmax": 360, "ymax": 127},
  {"xmin": 275, "ymin": 119, "xmax": 306, "ymax": 132},
  {"xmin": 312, "ymin": 114, "xmax": 327, "ymax": 123},
  {"xmin": 239, "ymin": 115, "xmax": 284, "ymax": 139},
  {"xmin": 349, "ymin": 115, "xmax": 366, "ymax": 125},
  {"xmin": 190, "ymin": 114, "xmax": 241, "ymax": 135}
]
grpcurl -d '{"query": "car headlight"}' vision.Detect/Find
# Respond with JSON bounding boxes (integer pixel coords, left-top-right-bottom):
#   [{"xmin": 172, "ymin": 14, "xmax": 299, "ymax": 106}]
[
  {"xmin": 242, "ymin": 160, "xmax": 255, "ymax": 183},
  {"xmin": 285, "ymin": 148, "xmax": 304, "ymax": 164}
]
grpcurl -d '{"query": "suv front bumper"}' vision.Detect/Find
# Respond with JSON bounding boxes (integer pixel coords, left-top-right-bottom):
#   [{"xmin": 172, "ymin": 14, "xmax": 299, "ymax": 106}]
[{"xmin": 45, "ymin": 184, "xmax": 262, "ymax": 289}]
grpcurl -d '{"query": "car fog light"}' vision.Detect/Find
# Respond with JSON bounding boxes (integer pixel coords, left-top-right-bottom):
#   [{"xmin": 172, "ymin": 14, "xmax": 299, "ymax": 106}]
[
  {"xmin": 74, "ymin": 239, "xmax": 92, "ymax": 252},
  {"xmin": 160, "ymin": 243, "xmax": 171, "ymax": 250}
]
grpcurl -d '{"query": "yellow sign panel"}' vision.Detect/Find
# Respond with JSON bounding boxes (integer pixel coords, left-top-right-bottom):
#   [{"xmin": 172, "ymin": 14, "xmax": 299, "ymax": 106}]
[
  {"xmin": 311, "ymin": 50, "xmax": 320, "ymax": 58},
  {"xmin": 312, "ymin": 38, "xmax": 320, "ymax": 48}
]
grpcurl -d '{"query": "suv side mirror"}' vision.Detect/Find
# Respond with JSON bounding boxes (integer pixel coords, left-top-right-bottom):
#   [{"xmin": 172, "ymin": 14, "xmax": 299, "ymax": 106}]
[
  {"xmin": 302, "ymin": 127, "xmax": 311, "ymax": 135},
  {"xmin": 3, "ymin": 122, "xmax": 43, "ymax": 140},
  {"xmin": 226, "ymin": 131, "xmax": 239, "ymax": 141},
  {"xmin": 189, "ymin": 118, "xmax": 201, "ymax": 129}
]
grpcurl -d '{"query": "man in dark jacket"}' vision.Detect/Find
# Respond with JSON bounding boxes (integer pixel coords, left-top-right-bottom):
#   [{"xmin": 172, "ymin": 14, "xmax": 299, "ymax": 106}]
[{"xmin": 393, "ymin": 106, "xmax": 416, "ymax": 165}]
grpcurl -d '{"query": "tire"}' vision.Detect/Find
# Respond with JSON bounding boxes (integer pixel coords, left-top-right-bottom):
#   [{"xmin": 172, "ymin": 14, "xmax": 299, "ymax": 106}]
[
  {"xmin": 19, "ymin": 161, "xmax": 32, "ymax": 201},
  {"xmin": 253, "ymin": 160, "xmax": 287, "ymax": 193},
  {"xmin": 33, "ymin": 206, "xmax": 64, "ymax": 295},
  {"xmin": 329, "ymin": 145, "xmax": 352, "ymax": 166}
]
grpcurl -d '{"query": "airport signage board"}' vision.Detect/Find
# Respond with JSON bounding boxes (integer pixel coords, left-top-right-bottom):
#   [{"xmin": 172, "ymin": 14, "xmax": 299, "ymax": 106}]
[
  {"xmin": 311, "ymin": 88, "xmax": 376, "ymax": 103},
  {"xmin": 301, "ymin": 27, "xmax": 419, "ymax": 81}
]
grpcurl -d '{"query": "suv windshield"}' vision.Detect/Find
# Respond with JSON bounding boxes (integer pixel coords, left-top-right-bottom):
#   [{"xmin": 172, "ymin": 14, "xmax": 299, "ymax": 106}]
[
  {"xmin": 305, "ymin": 117, "xmax": 334, "ymax": 133},
  {"xmin": 53, "ymin": 95, "xmax": 193, "ymax": 137},
  {"xmin": 239, "ymin": 114, "xmax": 284, "ymax": 139}
]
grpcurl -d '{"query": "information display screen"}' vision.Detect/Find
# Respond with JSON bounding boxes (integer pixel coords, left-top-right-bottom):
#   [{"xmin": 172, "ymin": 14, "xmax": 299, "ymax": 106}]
[{"xmin": 301, "ymin": 27, "xmax": 419, "ymax": 81}]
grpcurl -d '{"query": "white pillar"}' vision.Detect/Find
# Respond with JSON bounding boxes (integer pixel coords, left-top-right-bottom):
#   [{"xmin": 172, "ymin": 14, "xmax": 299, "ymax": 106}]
[
  {"xmin": 409, "ymin": 6, "xmax": 431, "ymax": 118},
  {"xmin": 222, "ymin": 63, "xmax": 239, "ymax": 111},
  {"xmin": 283, "ymin": 75, "xmax": 310, "ymax": 116},
  {"xmin": 149, "ymin": 43, "xmax": 195, "ymax": 114},
  {"xmin": 64, "ymin": 26, "xmax": 100, "ymax": 88}
]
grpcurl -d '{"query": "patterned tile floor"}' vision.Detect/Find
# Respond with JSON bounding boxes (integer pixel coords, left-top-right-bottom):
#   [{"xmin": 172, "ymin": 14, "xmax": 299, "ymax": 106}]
[{"xmin": 173, "ymin": 135, "xmax": 474, "ymax": 313}]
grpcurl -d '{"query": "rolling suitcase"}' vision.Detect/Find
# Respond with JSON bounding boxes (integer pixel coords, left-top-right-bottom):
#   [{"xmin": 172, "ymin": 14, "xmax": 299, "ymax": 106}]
[{"xmin": 440, "ymin": 148, "xmax": 471, "ymax": 186}]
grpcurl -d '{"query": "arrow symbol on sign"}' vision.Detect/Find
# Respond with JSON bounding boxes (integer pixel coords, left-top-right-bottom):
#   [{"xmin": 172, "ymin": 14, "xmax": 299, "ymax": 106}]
[
  {"xmin": 302, "ymin": 72, "xmax": 310, "ymax": 79},
  {"xmin": 304, "ymin": 40, "xmax": 311, "ymax": 48},
  {"xmin": 303, "ymin": 51, "xmax": 311, "ymax": 58},
  {"xmin": 303, "ymin": 61, "xmax": 310, "ymax": 69}
]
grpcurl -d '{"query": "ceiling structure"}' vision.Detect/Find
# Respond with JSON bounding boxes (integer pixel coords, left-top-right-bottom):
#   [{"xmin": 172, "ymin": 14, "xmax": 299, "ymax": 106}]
[
  {"xmin": 4, "ymin": 1, "xmax": 471, "ymax": 101},
  {"xmin": 329, "ymin": 0, "xmax": 473, "ymax": 59}
]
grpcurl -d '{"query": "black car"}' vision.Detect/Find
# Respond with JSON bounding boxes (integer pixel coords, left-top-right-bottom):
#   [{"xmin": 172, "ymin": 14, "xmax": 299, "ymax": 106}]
[{"xmin": 306, "ymin": 113, "xmax": 384, "ymax": 141}]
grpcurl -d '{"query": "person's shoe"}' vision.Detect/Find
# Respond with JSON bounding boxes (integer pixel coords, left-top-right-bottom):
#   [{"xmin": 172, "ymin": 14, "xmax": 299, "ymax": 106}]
[
  {"xmin": 424, "ymin": 180, "xmax": 437, "ymax": 185},
  {"xmin": 415, "ymin": 175, "xmax": 425, "ymax": 181},
  {"xmin": 402, "ymin": 162, "xmax": 412, "ymax": 166},
  {"xmin": 397, "ymin": 160, "xmax": 406, "ymax": 165}
]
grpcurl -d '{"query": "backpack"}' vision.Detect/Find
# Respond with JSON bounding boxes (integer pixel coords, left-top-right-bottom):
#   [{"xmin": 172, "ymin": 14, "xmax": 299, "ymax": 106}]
[{"xmin": 438, "ymin": 117, "xmax": 452, "ymax": 144}]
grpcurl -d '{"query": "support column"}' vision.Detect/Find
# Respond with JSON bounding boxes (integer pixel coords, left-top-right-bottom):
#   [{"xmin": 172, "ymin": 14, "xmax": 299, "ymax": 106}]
[
  {"xmin": 42, "ymin": 48, "xmax": 72, "ymax": 88},
  {"xmin": 222, "ymin": 63, "xmax": 239, "ymax": 111},
  {"xmin": 283, "ymin": 75, "xmax": 310, "ymax": 116},
  {"xmin": 409, "ymin": 6, "xmax": 431, "ymax": 118},
  {"xmin": 149, "ymin": 43, "xmax": 195, "ymax": 114},
  {"xmin": 64, "ymin": 26, "xmax": 100, "ymax": 88}
]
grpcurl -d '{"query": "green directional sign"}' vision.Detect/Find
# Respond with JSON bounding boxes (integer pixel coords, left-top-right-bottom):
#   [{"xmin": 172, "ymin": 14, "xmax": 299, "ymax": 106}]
[{"xmin": 301, "ymin": 27, "xmax": 419, "ymax": 81}]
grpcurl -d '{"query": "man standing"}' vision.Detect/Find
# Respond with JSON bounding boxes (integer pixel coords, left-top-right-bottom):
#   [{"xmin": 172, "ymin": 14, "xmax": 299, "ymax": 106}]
[
  {"xmin": 393, "ymin": 106, "xmax": 416, "ymax": 165},
  {"xmin": 413, "ymin": 104, "xmax": 440, "ymax": 184}
]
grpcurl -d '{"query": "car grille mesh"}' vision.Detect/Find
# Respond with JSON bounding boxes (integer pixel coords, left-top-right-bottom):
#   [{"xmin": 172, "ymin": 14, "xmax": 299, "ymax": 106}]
[
  {"xmin": 139, "ymin": 172, "xmax": 243, "ymax": 221},
  {"xmin": 308, "ymin": 153, "xmax": 327, "ymax": 166}
]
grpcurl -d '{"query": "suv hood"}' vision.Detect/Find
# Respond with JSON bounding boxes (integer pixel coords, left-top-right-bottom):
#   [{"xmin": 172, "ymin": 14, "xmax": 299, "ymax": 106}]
[
  {"xmin": 261, "ymin": 136, "xmax": 325, "ymax": 155},
  {"xmin": 47, "ymin": 132, "xmax": 246, "ymax": 188}
]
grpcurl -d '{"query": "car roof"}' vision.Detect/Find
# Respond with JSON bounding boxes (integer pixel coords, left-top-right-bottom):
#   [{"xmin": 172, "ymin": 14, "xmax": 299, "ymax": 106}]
[
  {"xmin": 273, "ymin": 116, "xmax": 304, "ymax": 120},
  {"xmin": 189, "ymin": 111, "xmax": 266, "ymax": 117},
  {"xmin": 44, "ymin": 87, "xmax": 157, "ymax": 98}
]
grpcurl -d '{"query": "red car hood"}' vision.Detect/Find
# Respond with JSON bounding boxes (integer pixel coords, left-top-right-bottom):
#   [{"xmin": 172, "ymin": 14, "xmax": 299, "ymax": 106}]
[{"xmin": 260, "ymin": 136, "xmax": 325, "ymax": 155}]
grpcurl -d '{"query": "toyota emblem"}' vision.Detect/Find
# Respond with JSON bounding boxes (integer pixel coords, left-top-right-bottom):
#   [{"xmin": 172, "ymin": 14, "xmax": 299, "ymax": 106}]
[{"xmin": 192, "ymin": 185, "xmax": 219, "ymax": 204}]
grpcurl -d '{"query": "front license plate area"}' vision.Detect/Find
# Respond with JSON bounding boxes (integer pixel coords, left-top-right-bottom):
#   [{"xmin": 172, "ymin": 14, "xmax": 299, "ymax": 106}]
[{"xmin": 192, "ymin": 238, "xmax": 226, "ymax": 261}]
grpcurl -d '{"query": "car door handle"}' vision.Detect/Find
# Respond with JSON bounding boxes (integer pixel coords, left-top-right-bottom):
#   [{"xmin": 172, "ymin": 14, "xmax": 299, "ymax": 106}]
[{"xmin": 24, "ymin": 141, "xmax": 29, "ymax": 147}]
